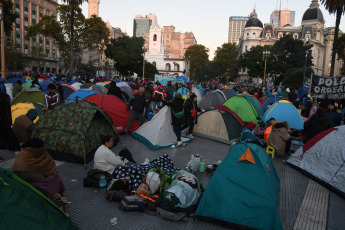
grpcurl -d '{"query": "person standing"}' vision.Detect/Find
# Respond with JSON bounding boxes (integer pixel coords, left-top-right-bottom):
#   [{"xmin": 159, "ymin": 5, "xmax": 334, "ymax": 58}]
[
  {"xmin": 181, "ymin": 93, "xmax": 203, "ymax": 138},
  {"xmin": 165, "ymin": 93, "xmax": 185, "ymax": 147},
  {"xmin": 124, "ymin": 87, "xmax": 148, "ymax": 134},
  {"xmin": 44, "ymin": 83, "xmax": 60, "ymax": 110},
  {"xmin": 326, "ymin": 101, "xmax": 342, "ymax": 127},
  {"xmin": 303, "ymin": 108, "xmax": 331, "ymax": 143}
]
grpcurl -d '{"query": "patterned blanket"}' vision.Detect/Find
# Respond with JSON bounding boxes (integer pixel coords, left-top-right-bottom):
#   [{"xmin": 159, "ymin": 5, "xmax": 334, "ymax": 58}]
[{"xmin": 112, "ymin": 154, "xmax": 179, "ymax": 190}]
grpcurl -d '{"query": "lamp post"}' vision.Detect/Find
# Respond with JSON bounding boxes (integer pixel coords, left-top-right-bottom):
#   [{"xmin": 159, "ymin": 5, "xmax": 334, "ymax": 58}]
[
  {"xmin": 142, "ymin": 46, "xmax": 147, "ymax": 81},
  {"xmin": 0, "ymin": 2, "xmax": 5, "ymax": 79},
  {"xmin": 263, "ymin": 50, "xmax": 270, "ymax": 86},
  {"xmin": 303, "ymin": 50, "xmax": 309, "ymax": 85}
]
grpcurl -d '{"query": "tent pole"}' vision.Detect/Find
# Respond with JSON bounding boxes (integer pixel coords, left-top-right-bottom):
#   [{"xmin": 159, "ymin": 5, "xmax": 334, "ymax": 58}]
[{"xmin": 83, "ymin": 141, "xmax": 86, "ymax": 169}]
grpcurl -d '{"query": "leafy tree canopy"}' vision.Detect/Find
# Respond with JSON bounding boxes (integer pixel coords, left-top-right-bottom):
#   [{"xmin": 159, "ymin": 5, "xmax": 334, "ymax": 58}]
[
  {"xmin": 185, "ymin": 44, "xmax": 209, "ymax": 81},
  {"xmin": 213, "ymin": 43, "xmax": 238, "ymax": 77}
]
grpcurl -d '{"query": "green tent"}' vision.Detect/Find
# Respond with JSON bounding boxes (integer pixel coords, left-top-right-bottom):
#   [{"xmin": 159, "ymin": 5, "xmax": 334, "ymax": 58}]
[
  {"xmin": 196, "ymin": 143, "xmax": 282, "ymax": 230},
  {"xmin": 11, "ymin": 88, "xmax": 44, "ymax": 105},
  {"xmin": 0, "ymin": 167, "xmax": 78, "ymax": 230},
  {"xmin": 31, "ymin": 101, "xmax": 119, "ymax": 165},
  {"xmin": 223, "ymin": 95, "xmax": 262, "ymax": 124}
]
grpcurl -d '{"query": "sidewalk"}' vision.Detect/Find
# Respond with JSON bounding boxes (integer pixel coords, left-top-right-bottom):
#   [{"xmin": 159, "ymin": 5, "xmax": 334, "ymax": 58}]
[{"xmin": 1, "ymin": 135, "xmax": 345, "ymax": 229}]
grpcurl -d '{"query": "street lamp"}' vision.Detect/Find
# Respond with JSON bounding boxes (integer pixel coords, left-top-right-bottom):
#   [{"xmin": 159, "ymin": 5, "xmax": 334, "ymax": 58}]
[
  {"xmin": 303, "ymin": 50, "xmax": 310, "ymax": 85},
  {"xmin": 0, "ymin": 2, "xmax": 5, "ymax": 79},
  {"xmin": 142, "ymin": 46, "xmax": 147, "ymax": 81},
  {"xmin": 263, "ymin": 50, "xmax": 270, "ymax": 86}
]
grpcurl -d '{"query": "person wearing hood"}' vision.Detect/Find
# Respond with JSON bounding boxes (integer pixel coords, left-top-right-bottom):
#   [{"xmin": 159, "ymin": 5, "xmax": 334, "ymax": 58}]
[
  {"xmin": 12, "ymin": 109, "xmax": 38, "ymax": 143},
  {"xmin": 326, "ymin": 100, "xmax": 342, "ymax": 127},
  {"xmin": 268, "ymin": 121, "xmax": 291, "ymax": 156},
  {"xmin": 107, "ymin": 81, "xmax": 123, "ymax": 100},
  {"xmin": 165, "ymin": 93, "xmax": 185, "ymax": 147},
  {"xmin": 303, "ymin": 108, "xmax": 331, "ymax": 143}
]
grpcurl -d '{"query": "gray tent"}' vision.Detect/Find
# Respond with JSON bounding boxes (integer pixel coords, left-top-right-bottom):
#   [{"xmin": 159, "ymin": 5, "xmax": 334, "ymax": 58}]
[
  {"xmin": 221, "ymin": 88, "xmax": 235, "ymax": 100},
  {"xmin": 192, "ymin": 87, "xmax": 203, "ymax": 103},
  {"xmin": 91, "ymin": 85, "xmax": 108, "ymax": 94},
  {"xmin": 120, "ymin": 86, "xmax": 134, "ymax": 99},
  {"xmin": 198, "ymin": 90, "xmax": 226, "ymax": 111},
  {"xmin": 288, "ymin": 126, "xmax": 345, "ymax": 197}
]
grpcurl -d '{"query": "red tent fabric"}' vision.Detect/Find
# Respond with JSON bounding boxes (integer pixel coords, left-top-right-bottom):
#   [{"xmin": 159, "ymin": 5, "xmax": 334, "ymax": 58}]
[
  {"xmin": 83, "ymin": 94, "xmax": 139, "ymax": 133},
  {"xmin": 259, "ymin": 96, "xmax": 266, "ymax": 105}
]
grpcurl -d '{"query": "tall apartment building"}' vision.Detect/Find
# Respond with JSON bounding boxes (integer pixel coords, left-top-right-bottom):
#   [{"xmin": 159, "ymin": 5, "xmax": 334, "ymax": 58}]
[
  {"xmin": 88, "ymin": 0, "xmax": 100, "ymax": 18},
  {"xmin": 133, "ymin": 14, "xmax": 157, "ymax": 37},
  {"xmin": 228, "ymin": 16, "xmax": 249, "ymax": 44},
  {"xmin": 13, "ymin": 0, "xmax": 60, "ymax": 73},
  {"xmin": 270, "ymin": 10, "xmax": 295, "ymax": 27}
]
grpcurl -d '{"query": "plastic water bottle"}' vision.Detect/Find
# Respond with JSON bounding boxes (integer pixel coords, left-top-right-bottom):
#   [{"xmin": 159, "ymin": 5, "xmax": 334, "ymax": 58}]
[{"xmin": 99, "ymin": 175, "xmax": 107, "ymax": 189}]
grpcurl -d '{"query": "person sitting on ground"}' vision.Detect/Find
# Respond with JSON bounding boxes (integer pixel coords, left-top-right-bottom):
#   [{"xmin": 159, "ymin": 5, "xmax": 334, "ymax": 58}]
[
  {"xmin": 44, "ymin": 83, "xmax": 60, "ymax": 110},
  {"xmin": 268, "ymin": 121, "xmax": 291, "ymax": 156},
  {"xmin": 94, "ymin": 135, "xmax": 129, "ymax": 174},
  {"xmin": 165, "ymin": 93, "xmax": 185, "ymax": 147},
  {"xmin": 264, "ymin": 118, "xmax": 277, "ymax": 144},
  {"xmin": 12, "ymin": 80, "xmax": 22, "ymax": 98},
  {"xmin": 12, "ymin": 138, "xmax": 68, "ymax": 212},
  {"xmin": 303, "ymin": 107, "xmax": 331, "ymax": 143},
  {"xmin": 326, "ymin": 100, "xmax": 342, "ymax": 127},
  {"xmin": 254, "ymin": 121, "xmax": 266, "ymax": 139},
  {"xmin": 12, "ymin": 109, "xmax": 38, "ymax": 143}
]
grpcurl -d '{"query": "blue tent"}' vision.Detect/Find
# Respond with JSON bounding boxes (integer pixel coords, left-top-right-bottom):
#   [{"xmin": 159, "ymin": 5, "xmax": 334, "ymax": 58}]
[
  {"xmin": 67, "ymin": 80, "xmax": 76, "ymax": 85},
  {"xmin": 244, "ymin": 95, "xmax": 264, "ymax": 117},
  {"xmin": 9, "ymin": 77, "xmax": 26, "ymax": 84},
  {"xmin": 176, "ymin": 87, "xmax": 188, "ymax": 97},
  {"xmin": 61, "ymin": 84, "xmax": 76, "ymax": 100},
  {"xmin": 262, "ymin": 100, "xmax": 304, "ymax": 129},
  {"xmin": 176, "ymin": 76, "xmax": 188, "ymax": 81},
  {"xmin": 196, "ymin": 142, "xmax": 282, "ymax": 230},
  {"xmin": 40, "ymin": 81, "xmax": 51, "ymax": 92},
  {"xmin": 56, "ymin": 81, "xmax": 66, "ymax": 85},
  {"xmin": 262, "ymin": 95, "xmax": 282, "ymax": 111},
  {"xmin": 66, "ymin": 89, "xmax": 99, "ymax": 103}
]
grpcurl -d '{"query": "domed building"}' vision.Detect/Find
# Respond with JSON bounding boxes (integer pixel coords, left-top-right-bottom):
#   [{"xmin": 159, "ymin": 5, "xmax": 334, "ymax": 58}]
[{"xmin": 238, "ymin": 0, "xmax": 343, "ymax": 80}]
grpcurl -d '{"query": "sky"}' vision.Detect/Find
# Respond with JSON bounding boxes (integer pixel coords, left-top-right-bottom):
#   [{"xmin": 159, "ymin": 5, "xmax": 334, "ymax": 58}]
[{"xmin": 60, "ymin": 0, "xmax": 345, "ymax": 60}]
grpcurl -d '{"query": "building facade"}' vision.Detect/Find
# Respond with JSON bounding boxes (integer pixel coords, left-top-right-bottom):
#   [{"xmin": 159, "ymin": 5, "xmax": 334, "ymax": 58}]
[
  {"xmin": 88, "ymin": 0, "xmax": 99, "ymax": 18},
  {"xmin": 228, "ymin": 16, "xmax": 249, "ymax": 45},
  {"xmin": 143, "ymin": 18, "xmax": 196, "ymax": 76},
  {"xmin": 133, "ymin": 14, "xmax": 157, "ymax": 38},
  {"xmin": 238, "ymin": 0, "xmax": 343, "ymax": 80},
  {"xmin": 13, "ymin": 0, "xmax": 60, "ymax": 73},
  {"xmin": 270, "ymin": 9, "xmax": 296, "ymax": 27}
]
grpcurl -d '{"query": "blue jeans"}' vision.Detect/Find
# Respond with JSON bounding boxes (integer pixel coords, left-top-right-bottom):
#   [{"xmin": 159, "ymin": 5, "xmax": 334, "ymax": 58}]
[{"xmin": 173, "ymin": 125, "xmax": 182, "ymax": 141}]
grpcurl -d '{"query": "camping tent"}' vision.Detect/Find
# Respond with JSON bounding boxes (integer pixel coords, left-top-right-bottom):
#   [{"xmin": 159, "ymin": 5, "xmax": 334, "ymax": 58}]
[
  {"xmin": 196, "ymin": 142, "xmax": 282, "ymax": 230},
  {"xmin": 0, "ymin": 167, "xmax": 78, "ymax": 230},
  {"xmin": 61, "ymin": 84, "xmax": 76, "ymax": 100},
  {"xmin": 244, "ymin": 95, "xmax": 264, "ymax": 117},
  {"xmin": 91, "ymin": 85, "xmax": 108, "ymax": 94},
  {"xmin": 120, "ymin": 86, "xmax": 134, "ymax": 99},
  {"xmin": 193, "ymin": 105, "xmax": 244, "ymax": 144},
  {"xmin": 262, "ymin": 95, "xmax": 282, "ymax": 111},
  {"xmin": 66, "ymin": 89, "xmax": 98, "ymax": 103},
  {"xmin": 21, "ymin": 83, "xmax": 32, "ymax": 90},
  {"xmin": 198, "ymin": 90, "xmax": 226, "ymax": 111},
  {"xmin": 71, "ymin": 82, "xmax": 83, "ymax": 91},
  {"xmin": 288, "ymin": 126, "xmax": 345, "ymax": 197},
  {"xmin": 11, "ymin": 102, "xmax": 43, "ymax": 125},
  {"xmin": 83, "ymin": 94, "xmax": 139, "ymax": 133},
  {"xmin": 4, "ymin": 83, "xmax": 13, "ymax": 100},
  {"xmin": 9, "ymin": 77, "xmax": 26, "ymax": 84},
  {"xmin": 31, "ymin": 102, "xmax": 119, "ymax": 165},
  {"xmin": 176, "ymin": 87, "xmax": 188, "ymax": 99},
  {"xmin": 132, "ymin": 106, "xmax": 192, "ymax": 150},
  {"xmin": 262, "ymin": 100, "xmax": 304, "ymax": 129},
  {"xmin": 223, "ymin": 95, "xmax": 262, "ymax": 124},
  {"xmin": 11, "ymin": 88, "xmax": 44, "ymax": 105},
  {"xmin": 116, "ymin": 81, "xmax": 130, "ymax": 88},
  {"xmin": 221, "ymin": 88, "xmax": 236, "ymax": 100},
  {"xmin": 40, "ymin": 81, "xmax": 51, "ymax": 92}
]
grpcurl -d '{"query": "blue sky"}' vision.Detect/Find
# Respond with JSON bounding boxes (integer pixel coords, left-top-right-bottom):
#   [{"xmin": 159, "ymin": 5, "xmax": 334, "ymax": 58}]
[{"xmin": 61, "ymin": 0, "xmax": 345, "ymax": 59}]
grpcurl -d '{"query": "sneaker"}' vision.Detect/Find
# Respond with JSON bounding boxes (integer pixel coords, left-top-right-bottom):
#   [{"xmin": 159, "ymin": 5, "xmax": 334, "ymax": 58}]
[
  {"xmin": 176, "ymin": 141, "xmax": 183, "ymax": 147},
  {"xmin": 188, "ymin": 134, "xmax": 194, "ymax": 138}
]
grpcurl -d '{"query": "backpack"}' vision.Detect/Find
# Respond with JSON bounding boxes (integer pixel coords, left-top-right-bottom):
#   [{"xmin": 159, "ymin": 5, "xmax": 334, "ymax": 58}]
[
  {"xmin": 83, "ymin": 169, "xmax": 112, "ymax": 188},
  {"xmin": 119, "ymin": 147, "xmax": 136, "ymax": 163},
  {"xmin": 119, "ymin": 194, "xmax": 147, "ymax": 211}
]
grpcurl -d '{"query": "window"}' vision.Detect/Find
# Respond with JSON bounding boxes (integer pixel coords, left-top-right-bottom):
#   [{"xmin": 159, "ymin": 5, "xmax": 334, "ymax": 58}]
[
  {"xmin": 153, "ymin": 34, "xmax": 157, "ymax": 41},
  {"xmin": 293, "ymin": 34, "xmax": 298, "ymax": 39},
  {"xmin": 253, "ymin": 33, "xmax": 256, "ymax": 38},
  {"xmin": 174, "ymin": 63, "xmax": 180, "ymax": 72},
  {"xmin": 165, "ymin": 63, "xmax": 171, "ymax": 71},
  {"xmin": 247, "ymin": 33, "xmax": 249, "ymax": 39},
  {"xmin": 266, "ymin": 34, "xmax": 270, "ymax": 39},
  {"xmin": 244, "ymin": 46, "xmax": 247, "ymax": 52}
]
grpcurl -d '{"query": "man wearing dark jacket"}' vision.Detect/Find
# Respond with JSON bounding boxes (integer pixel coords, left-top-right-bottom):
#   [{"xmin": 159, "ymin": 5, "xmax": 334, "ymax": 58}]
[
  {"xmin": 326, "ymin": 101, "xmax": 342, "ymax": 127},
  {"xmin": 303, "ymin": 108, "xmax": 332, "ymax": 143},
  {"xmin": 181, "ymin": 94, "xmax": 203, "ymax": 138},
  {"xmin": 108, "ymin": 81, "xmax": 123, "ymax": 100},
  {"xmin": 124, "ymin": 87, "xmax": 148, "ymax": 134},
  {"xmin": 165, "ymin": 93, "xmax": 185, "ymax": 147}
]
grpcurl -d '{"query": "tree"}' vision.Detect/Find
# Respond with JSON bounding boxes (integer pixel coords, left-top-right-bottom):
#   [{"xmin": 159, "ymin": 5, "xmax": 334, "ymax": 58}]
[
  {"xmin": 83, "ymin": 15, "xmax": 110, "ymax": 53},
  {"xmin": 0, "ymin": 0, "xmax": 17, "ymax": 36},
  {"xmin": 336, "ymin": 33, "xmax": 345, "ymax": 75},
  {"xmin": 185, "ymin": 44, "xmax": 209, "ymax": 81},
  {"xmin": 321, "ymin": 0, "xmax": 345, "ymax": 77},
  {"xmin": 105, "ymin": 36, "xmax": 145, "ymax": 76},
  {"xmin": 61, "ymin": 0, "xmax": 88, "ymax": 76},
  {"xmin": 27, "ymin": 45, "xmax": 46, "ymax": 72},
  {"xmin": 213, "ymin": 43, "xmax": 238, "ymax": 77},
  {"xmin": 3, "ymin": 38, "xmax": 25, "ymax": 70}
]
